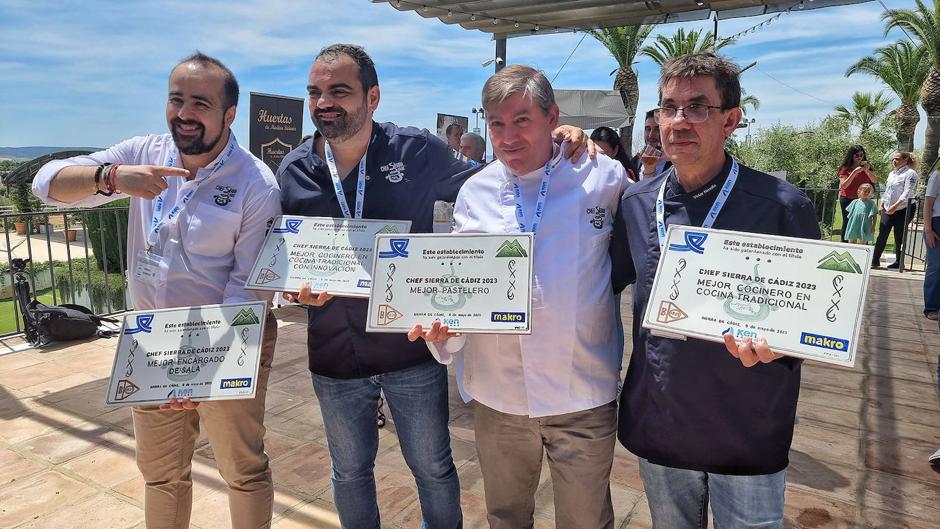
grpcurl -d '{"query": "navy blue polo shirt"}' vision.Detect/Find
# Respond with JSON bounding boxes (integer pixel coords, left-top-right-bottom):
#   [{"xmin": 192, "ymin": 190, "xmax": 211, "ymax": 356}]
[
  {"xmin": 278, "ymin": 121, "xmax": 477, "ymax": 378},
  {"xmin": 618, "ymin": 154, "xmax": 820, "ymax": 475}
]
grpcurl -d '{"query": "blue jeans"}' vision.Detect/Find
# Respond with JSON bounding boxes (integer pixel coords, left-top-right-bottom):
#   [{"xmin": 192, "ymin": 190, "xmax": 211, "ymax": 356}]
[
  {"xmin": 924, "ymin": 217, "xmax": 940, "ymax": 316},
  {"xmin": 639, "ymin": 459, "xmax": 786, "ymax": 529},
  {"xmin": 312, "ymin": 360, "xmax": 462, "ymax": 529}
]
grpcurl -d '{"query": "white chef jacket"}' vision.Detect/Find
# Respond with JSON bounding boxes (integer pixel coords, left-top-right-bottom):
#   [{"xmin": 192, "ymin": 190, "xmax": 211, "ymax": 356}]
[
  {"xmin": 32, "ymin": 133, "xmax": 280, "ymax": 310},
  {"xmin": 430, "ymin": 148, "xmax": 627, "ymax": 417}
]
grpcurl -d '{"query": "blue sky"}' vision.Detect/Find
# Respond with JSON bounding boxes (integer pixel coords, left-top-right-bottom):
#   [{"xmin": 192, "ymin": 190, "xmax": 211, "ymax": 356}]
[{"xmin": 0, "ymin": 0, "xmax": 916, "ymax": 149}]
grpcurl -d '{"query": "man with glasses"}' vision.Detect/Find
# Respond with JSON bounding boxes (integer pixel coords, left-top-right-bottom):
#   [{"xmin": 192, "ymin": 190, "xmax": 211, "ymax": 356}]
[{"xmin": 616, "ymin": 53, "xmax": 819, "ymax": 528}]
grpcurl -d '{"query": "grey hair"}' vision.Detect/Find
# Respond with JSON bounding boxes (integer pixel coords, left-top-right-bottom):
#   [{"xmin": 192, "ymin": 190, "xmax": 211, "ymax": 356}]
[
  {"xmin": 460, "ymin": 132, "xmax": 485, "ymax": 150},
  {"xmin": 658, "ymin": 52, "xmax": 741, "ymax": 109},
  {"xmin": 481, "ymin": 64, "xmax": 555, "ymax": 114}
]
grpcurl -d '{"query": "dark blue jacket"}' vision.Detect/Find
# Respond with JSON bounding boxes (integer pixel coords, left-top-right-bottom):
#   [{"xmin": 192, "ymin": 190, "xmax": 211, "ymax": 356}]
[
  {"xmin": 617, "ymin": 154, "xmax": 820, "ymax": 475},
  {"xmin": 278, "ymin": 121, "xmax": 476, "ymax": 378}
]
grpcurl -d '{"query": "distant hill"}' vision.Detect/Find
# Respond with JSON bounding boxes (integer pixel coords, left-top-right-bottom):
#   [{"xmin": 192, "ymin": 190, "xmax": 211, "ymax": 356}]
[{"xmin": 0, "ymin": 146, "xmax": 100, "ymax": 161}]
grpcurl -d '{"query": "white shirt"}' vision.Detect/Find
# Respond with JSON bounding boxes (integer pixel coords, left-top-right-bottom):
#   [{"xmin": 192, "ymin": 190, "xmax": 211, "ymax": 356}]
[
  {"xmin": 32, "ymin": 133, "xmax": 281, "ymax": 310},
  {"xmin": 925, "ymin": 171, "xmax": 940, "ymax": 218},
  {"xmin": 881, "ymin": 166, "xmax": 918, "ymax": 211},
  {"xmin": 430, "ymin": 149, "xmax": 627, "ymax": 417}
]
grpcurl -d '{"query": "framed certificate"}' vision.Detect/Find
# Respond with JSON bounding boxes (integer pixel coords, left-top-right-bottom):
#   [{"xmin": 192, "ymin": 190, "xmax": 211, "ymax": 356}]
[
  {"xmin": 105, "ymin": 301, "xmax": 267, "ymax": 406},
  {"xmin": 245, "ymin": 216, "xmax": 412, "ymax": 297},
  {"xmin": 643, "ymin": 226, "xmax": 872, "ymax": 367},
  {"xmin": 366, "ymin": 233, "xmax": 534, "ymax": 334}
]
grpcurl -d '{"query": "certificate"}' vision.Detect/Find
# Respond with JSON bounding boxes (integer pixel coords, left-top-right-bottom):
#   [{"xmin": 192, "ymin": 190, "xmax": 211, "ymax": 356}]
[
  {"xmin": 366, "ymin": 233, "xmax": 534, "ymax": 334},
  {"xmin": 643, "ymin": 226, "xmax": 872, "ymax": 367},
  {"xmin": 105, "ymin": 301, "xmax": 267, "ymax": 406},
  {"xmin": 245, "ymin": 216, "xmax": 412, "ymax": 297}
]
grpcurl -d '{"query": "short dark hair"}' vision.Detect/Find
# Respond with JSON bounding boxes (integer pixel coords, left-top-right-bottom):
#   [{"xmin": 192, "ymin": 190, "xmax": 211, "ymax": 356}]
[
  {"xmin": 315, "ymin": 44, "xmax": 379, "ymax": 93},
  {"xmin": 177, "ymin": 51, "xmax": 239, "ymax": 109},
  {"xmin": 659, "ymin": 52, "xmax": 741, "ymax": 109},
  {"xmin": 644, "ymin": 109, "xmax": 656, "ymax": 120}
]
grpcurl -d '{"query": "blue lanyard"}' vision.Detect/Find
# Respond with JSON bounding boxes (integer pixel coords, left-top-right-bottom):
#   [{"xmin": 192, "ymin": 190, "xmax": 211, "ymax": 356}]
[
  {"xmin": 655, "ymin": 159, "xmax": 739, "ymax": 248},
  {"xmin": 510, "ymin": 153, "xmax": 555, "ymax": 233},
  {"xmin": 148, "ymin": 137, "xmax": 236, "ymax": 250},
  {"xmin": 324, "ymin": 142, "xmax": 366, "ymax": 219}
]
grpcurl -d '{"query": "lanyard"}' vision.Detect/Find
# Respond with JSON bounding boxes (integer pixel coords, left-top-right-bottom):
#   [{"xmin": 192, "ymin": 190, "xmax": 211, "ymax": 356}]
[
  {"xmin": 325, "ymin": 141, "xmax": 366, "ymax": 219},
  {"xmin": 655, "ymin": 159, "xmax": 739, "ymax": 248},
  {"xmin": 148, "ymin": 138, "xmax": 236, "ymax": 250},
  {"xmin": 510, "ymin": 152, "xmax": 555, "ymax": 233}
]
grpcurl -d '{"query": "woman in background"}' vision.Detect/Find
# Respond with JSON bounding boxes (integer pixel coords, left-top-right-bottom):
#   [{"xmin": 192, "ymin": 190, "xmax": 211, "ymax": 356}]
[
  {"xmin": 591, "ymin": 127, "xmax": 636, "ymax": 182},
  {"xmin": 837, "ymin": 144, "xmax": 878, "ymax": 243}
]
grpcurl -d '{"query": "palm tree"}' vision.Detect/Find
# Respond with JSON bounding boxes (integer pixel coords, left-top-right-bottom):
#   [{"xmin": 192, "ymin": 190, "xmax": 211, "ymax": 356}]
[
  {"xmin": 834, "ymin": 91, "xmax": 893, "ymax": 134},
  {"xmin": 741, "ymin": 88, "xmax": 760, "ymax": 117},
  {"xmin": 589, "ymin": 25, "xmax": 655, "ymax": 154},
  {"xmin": 883, "ymin": 0, "xmax": 940, "ymax": 171},
  {"xmin": 846, "ymin": 40, "xmax": 930, "ymax": 152},
  {"xmin": 639, "ymin": 28, "xmax": 734, "ymax": 66}
]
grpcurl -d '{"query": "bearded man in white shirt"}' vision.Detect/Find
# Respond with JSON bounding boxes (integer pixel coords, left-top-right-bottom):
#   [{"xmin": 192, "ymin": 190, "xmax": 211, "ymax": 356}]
[
  {"xmin": 32, "ymin": 53, "xmax": 281, "ymax": 529},
  {"xmin": 410, "ymin": 64, "xmax": 628, "ymax": 529}
]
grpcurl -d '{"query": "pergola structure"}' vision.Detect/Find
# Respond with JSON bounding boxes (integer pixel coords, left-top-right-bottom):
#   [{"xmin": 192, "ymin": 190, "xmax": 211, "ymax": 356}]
[{"xmin": 372, "ymin": 0, "xmax": 873, "ymax": 67}]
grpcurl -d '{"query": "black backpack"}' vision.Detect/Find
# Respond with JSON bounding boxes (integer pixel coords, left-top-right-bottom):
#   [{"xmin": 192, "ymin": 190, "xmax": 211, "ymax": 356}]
[{"xmin": 25, "ymin": 301, "xmax": 119, "ymax": 345}]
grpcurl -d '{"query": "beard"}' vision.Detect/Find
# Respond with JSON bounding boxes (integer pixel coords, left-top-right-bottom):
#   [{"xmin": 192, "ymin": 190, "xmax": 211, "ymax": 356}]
[
  {"xmin": 170, "ymin": 117, "xmax": 224, "ymax": 155},
  {"xmin": 313, "ymin": 101, "xmax": 369, "ymax": 142}
]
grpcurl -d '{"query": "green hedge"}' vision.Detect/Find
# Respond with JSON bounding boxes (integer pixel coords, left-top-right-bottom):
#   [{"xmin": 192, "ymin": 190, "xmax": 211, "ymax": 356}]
[{"xmin": 84, "ymin": 199, "xmax": 130, "ymax": 272}]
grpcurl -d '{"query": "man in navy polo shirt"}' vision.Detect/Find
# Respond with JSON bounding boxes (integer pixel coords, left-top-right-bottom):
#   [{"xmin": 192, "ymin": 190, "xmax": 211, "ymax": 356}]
[
  {"xmin": 277, "ymin": 43, "xmax": 592, "ymax": 529},
  {"xmin": 617, "ymin": 53, "xmax": 819, "ymax": 528}
]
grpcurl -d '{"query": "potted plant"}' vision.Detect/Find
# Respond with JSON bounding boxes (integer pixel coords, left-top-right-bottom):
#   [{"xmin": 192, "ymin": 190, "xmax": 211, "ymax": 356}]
[
  {"xmin": 35, "ymin": 214, "xmax": 53, "ymax": 234},
  {"xmin": 65, "ymin": 213, "xmax": 82, "ymax": 242}
]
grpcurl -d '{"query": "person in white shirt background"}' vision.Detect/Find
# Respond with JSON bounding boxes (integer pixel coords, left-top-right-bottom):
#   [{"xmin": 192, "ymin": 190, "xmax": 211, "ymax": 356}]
[
  {"xmin": 410, "ymin": 64, "xmax": 628, "ymax": 529},
  {"xmin": 32, "ymin": 52, "xmax": 281, "ymax": 529},
  {"xmin": 871, "ymin": 151, "xmax": 919, "ymax": 269}
]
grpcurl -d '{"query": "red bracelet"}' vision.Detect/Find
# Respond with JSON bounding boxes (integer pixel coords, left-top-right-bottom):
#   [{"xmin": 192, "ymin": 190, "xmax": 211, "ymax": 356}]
[{"xmin": 108, "ymin": 164, "xmax": 121, "ymax": 194}]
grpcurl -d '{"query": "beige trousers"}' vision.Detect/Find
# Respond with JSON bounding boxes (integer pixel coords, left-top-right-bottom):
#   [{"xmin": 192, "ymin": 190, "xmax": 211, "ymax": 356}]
[
  {"xmin": 474, "ymin": 400, "xmax": 618, "ymax": 529},
  {"xmin": 132, "ymin": 312, "xmax": 277, "ymax": 529}
]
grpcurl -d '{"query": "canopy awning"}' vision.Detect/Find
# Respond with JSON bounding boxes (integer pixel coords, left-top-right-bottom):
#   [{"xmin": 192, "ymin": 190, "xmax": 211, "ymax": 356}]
[
  {"xmin": 371, "ymin": 0, "xmax": 874, "ymax": 39},
  {"xmin": 555, "ymin": 89, "xmax": 633, "ymax": 129}
]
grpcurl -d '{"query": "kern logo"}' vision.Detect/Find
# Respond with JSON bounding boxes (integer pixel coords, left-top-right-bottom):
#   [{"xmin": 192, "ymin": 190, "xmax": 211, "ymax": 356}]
[
  {"xmin": 232, "ymin": 308, "xmax": 260, "ymax": 326},
  {"xmin": 722, "ymin": 326, "xmax": 758, "ymax": 339},
  {"xmin": 273, "ymin": 218, "xmax": 303, "ymax": 234},
  {"xmin": 255, "ymin": 268, "xmax": 280, "ymax": 285},
  {"xmin": 379, "ymin": 238, "xmax": 410, "ymax": 258},
  {"xmin": 800, "ymin": 332, "xmax": 849, "ymax": 351},
  {"xmin": 495, "ymin": 239, "xmax": 528, "ymax": 258},
  {"xmin": 220, "ymin": 377, "xmax": 252, "ymax": 389},
  {"xmin": 124, "ymin": 314, "xmax": 154, "ymax": 335},
  {"xmin": 114, "ymin": 379, "xmax": 140, "ymax": 401},
  {"xmin": 376, "ymin": 304, "xmax": 403, "ymax": 325},
  {"xmin": 816, "ymin": 251, "xmax": 862, "ymax": 274},
  {"xmin": 167, "ymin": 387, "xmax": 194, "ymax": 399},
  {"xmin": 668, "ymin": 231, "xmax": 708, "ymax": 254},
  {"xmin": 656, "ymin": 301, "xmax": 688, "ymax": 323}
]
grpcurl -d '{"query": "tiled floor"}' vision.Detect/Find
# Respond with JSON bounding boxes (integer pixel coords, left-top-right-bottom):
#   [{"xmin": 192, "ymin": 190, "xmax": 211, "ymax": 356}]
[{"xmin": 1, "ymin": 271, "xmax": 938, "ymax": 528}]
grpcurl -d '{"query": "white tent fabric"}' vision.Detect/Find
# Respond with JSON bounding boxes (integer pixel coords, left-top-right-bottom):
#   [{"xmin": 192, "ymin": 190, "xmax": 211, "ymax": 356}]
[{"xmin": 554, "ymin": 89, "xmax": 632, "ymax": 130}]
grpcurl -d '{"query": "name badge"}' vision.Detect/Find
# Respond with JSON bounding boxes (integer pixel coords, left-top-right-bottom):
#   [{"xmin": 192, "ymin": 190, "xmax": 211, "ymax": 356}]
[{"xmin": 135, "ymin": 250, "xmax": 162, "ymax": 285}]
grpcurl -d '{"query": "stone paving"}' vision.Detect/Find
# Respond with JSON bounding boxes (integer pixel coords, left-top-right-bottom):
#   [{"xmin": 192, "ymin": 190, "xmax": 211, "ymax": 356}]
[{"xmin": 0, "ymin": 271, "xmax": 938, "ymax": 528}]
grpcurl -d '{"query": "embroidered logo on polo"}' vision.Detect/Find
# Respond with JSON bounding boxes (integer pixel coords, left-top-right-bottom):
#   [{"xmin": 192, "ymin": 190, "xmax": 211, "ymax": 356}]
[
  {"xmin": 213, "ymin": 185, "xmax": 237, "ymax": 206},
  {"xmin": 380, "ymin": 161, "xmax": 406, "ymax": 183},
  {"xmin": 586, "ymin": 206, "xmax": 607, "ymax": 229}
]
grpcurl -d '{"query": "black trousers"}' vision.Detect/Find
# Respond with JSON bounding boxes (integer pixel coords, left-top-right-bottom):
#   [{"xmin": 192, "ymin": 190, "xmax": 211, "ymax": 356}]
[
  {"xmin": 872, "ymin": 206, "xmax": 912, "ymax": 266},
  {"xmin": 839, "ymin": 196, "xmax": 853, "ymax": 243}
]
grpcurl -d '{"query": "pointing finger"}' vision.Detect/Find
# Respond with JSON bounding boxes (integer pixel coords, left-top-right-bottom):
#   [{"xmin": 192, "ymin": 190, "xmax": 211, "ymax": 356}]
[{"xmin": 152, "ymin": 166, "xmax": 191, "ymax": 178}]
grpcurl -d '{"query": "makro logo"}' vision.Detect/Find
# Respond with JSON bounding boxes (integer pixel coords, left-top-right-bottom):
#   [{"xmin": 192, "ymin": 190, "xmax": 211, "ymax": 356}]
[
  {"xmin": 491, "ymin": 311, "xmax": 526, "ymax": 323},
  {"xmin": 668, "ymin": 231, "xmax": 708, "ymax": 254},
  {"xmin": 124, "ymin": 314, "xmax": 154, "ymax": 335},
  {"xmin": 220, "ymin": 378, "xmax": 253, "ymax": 389},
  {"xmin": 357, "ymin": 279, "xmax": 372, "ymax": 288},
  {"xmin": 379, "ymin": 238, "xmax": 410, "ymax": 258},
  {"xmin": 800, "ymin": 332, "xmax": 849, "ymax": 351}
]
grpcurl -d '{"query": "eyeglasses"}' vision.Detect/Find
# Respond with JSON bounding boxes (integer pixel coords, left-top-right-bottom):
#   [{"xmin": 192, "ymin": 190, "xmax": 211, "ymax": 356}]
[{"xmin": 653, "ymin": 104, "xmax": 725, "ymax": 124}]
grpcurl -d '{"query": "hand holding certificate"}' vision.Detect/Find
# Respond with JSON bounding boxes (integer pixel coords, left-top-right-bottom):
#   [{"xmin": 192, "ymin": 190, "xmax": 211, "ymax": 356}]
[
  {"xmin": 366, "ymin": 233, "xmax": 534, "ymax": 334},
  {"xmin": 643, "ymin": 226, "xmax": 872, "ymax": 367},
  {"xmin": 106, "ymin": 301, "xmax": 267, "ymax": 406}
]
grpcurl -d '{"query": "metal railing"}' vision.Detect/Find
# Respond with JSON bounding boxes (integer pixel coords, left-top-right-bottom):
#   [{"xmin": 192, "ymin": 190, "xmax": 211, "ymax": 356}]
[{"xmin": 1, "ymin": 207, "xmax": 131, "ymax": 337}]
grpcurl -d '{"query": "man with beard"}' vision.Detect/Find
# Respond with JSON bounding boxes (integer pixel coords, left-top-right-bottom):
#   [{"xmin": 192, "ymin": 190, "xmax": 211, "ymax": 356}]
[
  {"xmin": 276, "ymin": 43, "xmax": 592, "ymax": 529},
  {"xmin": 32, "ymin": 52, "xmax": 280, "ymax": 529}
]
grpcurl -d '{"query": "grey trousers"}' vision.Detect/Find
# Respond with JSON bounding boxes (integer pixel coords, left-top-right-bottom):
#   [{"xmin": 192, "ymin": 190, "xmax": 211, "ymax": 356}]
[{"xmin": 474, "ymin": 400, "xmax": 618, "ymax": 529}]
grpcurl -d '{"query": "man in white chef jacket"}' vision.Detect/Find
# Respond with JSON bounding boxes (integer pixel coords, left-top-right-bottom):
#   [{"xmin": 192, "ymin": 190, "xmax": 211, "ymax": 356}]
[{"xmin": 410, "ymin": 64, "xmax": 628, "ymax": 529}]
